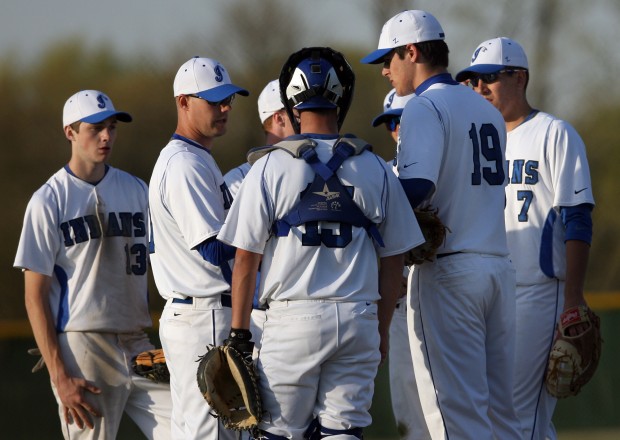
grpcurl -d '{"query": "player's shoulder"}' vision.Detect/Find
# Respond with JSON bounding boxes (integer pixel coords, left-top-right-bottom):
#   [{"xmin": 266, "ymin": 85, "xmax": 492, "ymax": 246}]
[{"xmin": 106, "ymin": 166, "xmax": 148, "ymax": 190}]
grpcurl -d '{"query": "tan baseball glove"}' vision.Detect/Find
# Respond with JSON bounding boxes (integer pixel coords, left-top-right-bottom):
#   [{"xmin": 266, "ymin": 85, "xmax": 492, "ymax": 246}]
[
  {"xmin": 131, "ymin": 348, "xmax": 170, "ymax": 383},
  {"xmin": 545, "ymin": 305, "xmax": 602, "ymax": 398},
  {"xmin": 405, "ymin": 207, "xmax": 449, "ymax": 265},
  {"xmin": 196, "ymin": 345, "xmax": 262, "ymax": 431}
]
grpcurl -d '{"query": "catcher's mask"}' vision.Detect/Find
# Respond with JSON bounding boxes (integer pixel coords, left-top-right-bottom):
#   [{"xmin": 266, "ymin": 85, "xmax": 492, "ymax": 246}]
[{"xmin": 279, "ymin": 47, "xmax": 355, "ymax": 134}]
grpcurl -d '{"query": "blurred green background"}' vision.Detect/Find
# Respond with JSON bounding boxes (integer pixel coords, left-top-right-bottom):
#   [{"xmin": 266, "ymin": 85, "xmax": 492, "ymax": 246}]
[{"xmin": 2, "ymin": 0, "xmax": 619, "ymax": 437}]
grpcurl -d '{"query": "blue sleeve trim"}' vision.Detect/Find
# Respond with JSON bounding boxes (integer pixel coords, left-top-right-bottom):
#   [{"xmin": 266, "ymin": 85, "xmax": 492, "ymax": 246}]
[
  {"xmin": 560, "ymin": 203, "xmax": 594, "ymax": 244},
  {"xmin": 399, "ymin": 178, "xmax": 434, "ymax": 209},
  {"xmin": 196, "ymin": 237, "xmax": 237, "ymax": 265}
]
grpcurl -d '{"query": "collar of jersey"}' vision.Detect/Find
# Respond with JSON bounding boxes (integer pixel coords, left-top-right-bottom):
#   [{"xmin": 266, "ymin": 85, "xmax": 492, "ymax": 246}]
[
  {"xmin": 64, "ymin": 164, "xmax": 109, "ymax": 186},
  {"xmin": 171, "ymin": 133, "xmax": 212, "ymax": 154},
  {"xmin": 299, "ymin": 133, "xmax": 339, "ymax": 140},
  {"xmin": 415, "ymin": 73, "xmax": 458, "ymax": 96}
]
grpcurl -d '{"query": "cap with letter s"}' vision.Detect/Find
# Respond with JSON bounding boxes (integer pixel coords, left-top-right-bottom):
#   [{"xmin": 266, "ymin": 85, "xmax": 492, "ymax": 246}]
[
  {"xmin": 455, "ymin": 37, "xmax": 529, "ymax": 82},
  {"xmin": 361, "ymin": 10, "xmax": 445, "ymax": 64},
  {"xmin": 371, "ymin": 88, "xmax": 414, "ymax": 127},
  {"xmin": 173, "ymin": 56, "xmax": 249, "ymax": 101},
  {"xmin": 62, "ymin": 90, "xmax": 132, "ymax": 127}
]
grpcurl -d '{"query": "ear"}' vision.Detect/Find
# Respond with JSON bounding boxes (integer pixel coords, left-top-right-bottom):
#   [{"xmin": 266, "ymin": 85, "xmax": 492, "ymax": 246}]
[
  {"xmin": 177, "ymin": 95, "xmax": 190, "ymax": 110},
  {"xmin": 272, "ymin": 111, "xmax": 285, "ymax": 127},
  {"xmin": 63, "ymin": 125, "xmax": 75, "ymax": 142},
  {"xmin": 406, "ymin": 43, "xmax": 418, "ymax": 62}
]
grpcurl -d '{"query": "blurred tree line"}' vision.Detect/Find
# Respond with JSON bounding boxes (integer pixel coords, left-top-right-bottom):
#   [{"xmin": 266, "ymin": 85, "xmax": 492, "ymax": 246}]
[{"xmin": 1, "ymin": 0, "xmax": 619, "ymax": 321}]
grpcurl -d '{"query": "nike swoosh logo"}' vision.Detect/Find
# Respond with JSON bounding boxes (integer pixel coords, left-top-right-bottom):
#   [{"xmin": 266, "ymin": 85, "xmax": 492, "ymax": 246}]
[
  {"xmin": 403, "ymin": 162, "xmax": 418, "ymax": 168},
  {"xmin": 173, "ymin": 312, "xmax": 181, "ymax": 316},
  {"xmin": 574, "ymin": 188, "xmax": 588, "ymax": 194}
]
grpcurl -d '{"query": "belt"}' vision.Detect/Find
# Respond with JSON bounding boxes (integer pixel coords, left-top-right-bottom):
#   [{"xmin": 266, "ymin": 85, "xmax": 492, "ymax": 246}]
[
  {"xmin": 172, "ymin": 294, "xmax": 232, "ymax": 308},
  {"xmin": 436, "ymin": 251, "xmax": 462, "ymax": 259}
]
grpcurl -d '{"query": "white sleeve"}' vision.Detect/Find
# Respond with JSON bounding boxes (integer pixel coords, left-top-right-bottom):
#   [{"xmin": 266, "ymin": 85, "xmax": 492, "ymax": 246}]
[{"xmin": 14, "ymin": 186, "xmax": 59, "ymax": 275}]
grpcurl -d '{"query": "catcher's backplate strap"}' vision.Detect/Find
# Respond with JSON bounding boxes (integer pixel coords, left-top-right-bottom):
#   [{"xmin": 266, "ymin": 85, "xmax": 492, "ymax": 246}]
[{"xmin": 249, "ymin": 134, "xmax": 384, "ymax": 247}]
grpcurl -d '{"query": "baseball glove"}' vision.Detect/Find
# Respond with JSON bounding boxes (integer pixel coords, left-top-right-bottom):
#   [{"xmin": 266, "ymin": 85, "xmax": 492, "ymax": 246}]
[
  {"xmin": 545, "ymin": 305, "xmax": 602, "ymax": 398},
  {"xmin": 196, "ymin": 345, "xmax": 262, "ymax": 431},
  {"xmin": 405, "ymin": 207, "xmax": 449, "ymax": 265},
  {"xmin": 131, "ymin": 348, "xmax": 170, "ymax": 383}
]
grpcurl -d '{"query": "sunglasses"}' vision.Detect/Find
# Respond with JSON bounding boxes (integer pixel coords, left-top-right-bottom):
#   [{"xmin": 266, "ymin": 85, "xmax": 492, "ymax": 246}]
[
  {"xmin": 469, "ymin": 69, "xmax": 521, "ymax": 87},
  {"xmin": 186, "ymin": 94, "xmax": 235, "ymax": 107},
  {"xmin": 385, "ymin": 117, "xmax": 401, "ymax": 132}
]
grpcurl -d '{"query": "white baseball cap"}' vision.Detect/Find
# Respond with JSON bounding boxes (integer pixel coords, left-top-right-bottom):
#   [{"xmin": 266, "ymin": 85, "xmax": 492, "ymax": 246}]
[
  {"xmin": 257, "ymin": 79, "xmax": 284, "ymax": 124},
  {"xmin": 372, "ymin": 88, "xmax": 414, "ymax": 127},
  {"xmin": 455, "ymin": 37, "xmax": 529, "ymax": 82},
  {"xmin": 63, "ymin": 90, "xmax": 132, "ymax": 127},
  {"xmin": 173, "ymin": 56, "xmax": 249, "ymax": 101},
  {"xmin": 361, "ymin": 10, "xmax": 445, "ymax": 64}
]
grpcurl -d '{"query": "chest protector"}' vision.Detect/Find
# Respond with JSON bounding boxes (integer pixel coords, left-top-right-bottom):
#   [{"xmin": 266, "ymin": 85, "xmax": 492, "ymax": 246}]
[{"xmin": 247, "ymin": 134, "xmax": 384, "ymax": 247}]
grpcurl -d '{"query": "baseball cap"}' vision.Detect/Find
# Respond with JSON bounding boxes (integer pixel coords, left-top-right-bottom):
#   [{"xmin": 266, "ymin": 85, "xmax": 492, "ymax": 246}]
[
  {"xmin": 371, "ymin": 88, "xmax": 414, "ymax": 127},
  {"xmin": 62, "ymin": 90, "xmax": 132, "ymax": 127},
  {"xmin": 361, "ymin": 10, "xmax": 445, "ymax": 64},
  {"xmin": 455, "ymin": 37, "xmax": 529, "ymax": 82},
  {"xmin": 173, "ymin": 56, "xmax": 249, "ymax": 101},
  {"xmin": 257, "ymin": 79, "xmax": 284, "ymax": 124}
]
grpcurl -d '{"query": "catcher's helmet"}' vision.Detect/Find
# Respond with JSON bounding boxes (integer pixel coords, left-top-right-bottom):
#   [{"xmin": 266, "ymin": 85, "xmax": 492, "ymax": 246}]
[{"xmin": 279, "ymin": 47, "xmax": 355, "ymax": 133}]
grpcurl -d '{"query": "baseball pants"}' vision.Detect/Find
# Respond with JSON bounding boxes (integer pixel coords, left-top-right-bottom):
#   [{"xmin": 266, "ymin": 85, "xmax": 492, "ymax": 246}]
[
  {"xmin": 159, "ymin": 296, "xmax": 239, "ymax": 440},
  {"xmin": 257, "ymin": 300, "xmax": 381, "ymax": 440},
  {"xmin": 53, "ymin": 331, "xmax": 172, "ymax": 440},
  {"xmin": 514, "ymin": 280, "xmax": 563, "ymax": 440},
  {"xmin": 389, "ymin": 296, "xmax": 430, "ymax": 440},
  {"xmin": 407, "ymin": 253, "xmax": 522, "ymax": 440}
]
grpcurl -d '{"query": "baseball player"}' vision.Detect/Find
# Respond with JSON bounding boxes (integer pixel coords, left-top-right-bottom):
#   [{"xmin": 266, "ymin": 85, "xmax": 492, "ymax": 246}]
[
  {"xmin": 217, "ymin": 47, "xmax": 424, "ymax": 440},
  {"xmin": 372, "ymin": 89, "xmax": 429, "ymax": 440},
  {"xmin": 148, "ymin": 57, "xmax": 248, "ymax": 440},
  {"xmin": 363, "ymin": 11, "xmax": 522, "ymax": 439},
  {"xmin": 14, "ymin": 90, "xmax": 172, "ymax": 439},
  {"xmin": 223, "ymin": 79, "xmax": 295, "ymax": 355},
  {"xmin": 456, "ymin": 37, "xmax": 595, "ymax": 440}
]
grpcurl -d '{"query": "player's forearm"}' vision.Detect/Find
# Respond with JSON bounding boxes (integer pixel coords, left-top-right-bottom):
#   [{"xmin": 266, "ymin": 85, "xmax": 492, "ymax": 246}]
[
  {"xmin": 563, "ymin": 240, "xmax": 590, "ymax": 310},
  {"xmin": 24, "ymin": 270, "xmax": 68, "ymax": 384},
  {"xmin": 230, "ymin": 249, "xmax": 262, "ymax": 329},
  {"xmin": 377, "ymin": 254, "xmax": 405, "ymax": 335}
]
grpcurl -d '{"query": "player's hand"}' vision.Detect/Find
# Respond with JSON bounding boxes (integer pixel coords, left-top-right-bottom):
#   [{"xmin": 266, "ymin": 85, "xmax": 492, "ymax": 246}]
[
  {"xmin": 562, "ymin": 299, "xmax": 589, "ymax": 337},
  {"xmin": 55, "ymin": 374, "xmax": 102, "ymax": 429}
]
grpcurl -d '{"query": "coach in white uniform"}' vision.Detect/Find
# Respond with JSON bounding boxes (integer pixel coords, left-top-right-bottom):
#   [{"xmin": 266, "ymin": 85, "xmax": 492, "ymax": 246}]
[
  {"xmin": 457, "ymin": 37, "xmax": 596, "ymax": 440},
  {"xmin": 149, "ymin": 57, "xmax": 248, "ymax": 440},
  {"xmin": 219, "ymin": 47, "xmax": 424, "ymax": 440},
  {"xmin": 14, "ymin": 90, "xmax": 172, "ymax": 439},
  {"xmin": 363, "ymin": 11, "xmax": 521, "ymax": 439}
]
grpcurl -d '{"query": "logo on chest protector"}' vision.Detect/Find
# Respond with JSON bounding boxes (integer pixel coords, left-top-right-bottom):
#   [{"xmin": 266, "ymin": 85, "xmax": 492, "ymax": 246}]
[{"xmin": 311, "ymin": 183, "xmax": 342, "ymax": 212}]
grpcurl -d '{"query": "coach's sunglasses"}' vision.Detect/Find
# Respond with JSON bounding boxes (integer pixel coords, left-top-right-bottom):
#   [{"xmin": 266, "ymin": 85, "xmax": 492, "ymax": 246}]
[
  {"xmin": 468, "ymin": 69, "xmax": 523, "ymax": 87},
  {"xmin": 186, "ymin": 94, "xmax": 235, "ymax": 107}
]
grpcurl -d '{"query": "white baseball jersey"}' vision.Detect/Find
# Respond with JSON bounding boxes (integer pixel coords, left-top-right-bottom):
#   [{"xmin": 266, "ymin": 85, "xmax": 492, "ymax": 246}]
[
  {"xmin": 218, "ymin": 137, "xmax": 424, "ymax": 304},
  {"xmin": 14, "ymin": 166, "xmax": 151, "ymax": 333},
  {"xmin": 398, "ymin": 81, "xmax": 509, "ymax": 256},
  {"xmin": 223, "ymin": 161, "xmax": 251, "ymax": 197},
  {"xmin": 505, "ymin": 111, "xmax": 595, "ymax": 285},
  {"xmin": 149, "ymin": 136, "xmax": 232, "ymax": 299}
]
